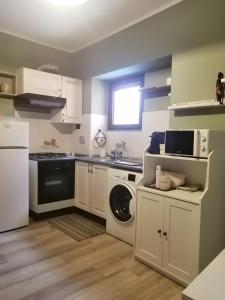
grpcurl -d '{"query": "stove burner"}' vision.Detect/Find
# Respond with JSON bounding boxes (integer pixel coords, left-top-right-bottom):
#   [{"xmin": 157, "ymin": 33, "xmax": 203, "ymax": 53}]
[{"xmin": 29, "ymin": 152, "xmax": 74, "ymax": 159}]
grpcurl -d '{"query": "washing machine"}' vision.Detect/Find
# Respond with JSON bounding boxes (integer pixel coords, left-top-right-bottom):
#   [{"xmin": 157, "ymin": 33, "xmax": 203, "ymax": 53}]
[{"xmin": 106, "ymin": 168, "xmax": 142, "ymax": 245}]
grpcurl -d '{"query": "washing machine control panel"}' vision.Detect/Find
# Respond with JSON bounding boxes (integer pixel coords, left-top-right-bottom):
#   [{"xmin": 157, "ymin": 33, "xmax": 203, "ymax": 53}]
[{"xmin": 128, "ymin": 174, "xmax": 136, "ymax": 182}]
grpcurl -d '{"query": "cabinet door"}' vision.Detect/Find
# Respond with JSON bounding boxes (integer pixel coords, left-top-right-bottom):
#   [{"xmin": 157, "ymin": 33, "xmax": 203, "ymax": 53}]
[
  {"xmin": 135, "ymin": 191, "xmax": 164, "ymax": 267},
  {"xmin": 163, "ymin": 198, "xmax": 200, "ymax": 283},
  {"xmin": 91, "ymin": 164, "xmax": 108, "ymax": 219},
  {"xmin": 22, "ymin": 68, "xmax": 62, "ymax": 97},
  {"xmin": 75, "ymin": 162, "xmax": 90, "ymax": 212},
  {"xmin": 61, "ymin": 77, "xmax": 82, "ymax": 124}
]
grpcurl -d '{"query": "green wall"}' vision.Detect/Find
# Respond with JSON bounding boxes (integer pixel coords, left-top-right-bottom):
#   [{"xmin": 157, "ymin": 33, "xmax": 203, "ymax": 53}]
[
  {"xmin": 91, "ymin": 79, "xmax": 108, "ymax": 115},
  {"xmin": 71, "ymin": 0, "xmax": 225, "ymax": 114},
  {"xmin": 1, "ymin": 0, "xmax": 225, "ymax": 122},
  {"xmin": 0, "ymin": 32, "xmax": 74, "ymax": 117},
  {"xmin": 71, "ymin": 0, "xmax": 225, "ymax": 79},
  {"xmin": 144, "ymin": 68, "xmax": 171, "ymax": 112},
  {"xmin": 170, "ymin": 41, "xmax": 225, "ymax": 129},
  {"xmin": 0, "ymin": 32, "xmax": 72, "ymax": 76},
  {"xmin": 0, "ymin": 98, "xmax": 14, "ymax": 117}
]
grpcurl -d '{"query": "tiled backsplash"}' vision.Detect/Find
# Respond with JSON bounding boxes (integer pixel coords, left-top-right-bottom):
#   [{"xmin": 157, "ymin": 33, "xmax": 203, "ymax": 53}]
[
  {"xmin": 15, "ymin": 110, "xmax": 75, "ymax": 153},
  {"xmin": 73, "ymin": 110, "xmax": 169, "ymax": 158}
]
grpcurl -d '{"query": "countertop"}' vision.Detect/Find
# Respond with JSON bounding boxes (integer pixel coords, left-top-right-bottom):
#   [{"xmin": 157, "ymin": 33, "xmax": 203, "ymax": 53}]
[
  {"xmin": 137, "ymin": 185, "xmax": 203, "ymax": 205},
  {"xmin": 182, "ymin": 249, "xmax": 225, "ymax": 300},
  {"xmin": 74, "ymin": 155, "xmax": 143, "ymax": 173},
  {"xmin": 29, "ymin": 154, "xmax": 143, "ymax": 173}
]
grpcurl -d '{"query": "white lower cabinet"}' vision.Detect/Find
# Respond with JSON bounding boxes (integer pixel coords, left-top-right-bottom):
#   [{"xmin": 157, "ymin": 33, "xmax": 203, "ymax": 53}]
[
  {"xmin": 136, "ymin": 192, "xmax": 164, "ymax": 266},
  {"xmin": 91, "ymin": 165, "xmax": 108, "ymax": 218},
  {"xmin": 75, "ymin": 162, "xmax": 108, "ymax": 219},
  {"xmin": 135, "ymin": 190, "xmax": 199, "ymax": 285},
  {"xmin": 75, "ymin": 162, "xmax": 90, "ymax": 212}
]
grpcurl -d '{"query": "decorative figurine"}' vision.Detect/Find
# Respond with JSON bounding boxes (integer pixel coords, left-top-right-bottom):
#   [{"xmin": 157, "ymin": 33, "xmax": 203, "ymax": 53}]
[
  {"xmin": 94, "ymin": 129, "xmax": 106, "ymax": 147},
  {"xmin": 216, "ymin": 72, "xmax": 225, "ymax": 104}
]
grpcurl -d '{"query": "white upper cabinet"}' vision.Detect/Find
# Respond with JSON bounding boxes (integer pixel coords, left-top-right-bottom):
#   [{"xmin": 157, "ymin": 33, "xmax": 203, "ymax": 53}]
[
  {"xmin": 17, "ymin": 68, "xmax": 62, "ymax": 97},
  {"xmin": 17, "ymin": 68, "xmax": 83, "ymax": 124},
  {"xmin": 60, "ymin": 76, "xmax": 82, "ymax": 124},
  {"xmin": 51, "ymin": 76, "xmax": 82, "ymax": 124}
]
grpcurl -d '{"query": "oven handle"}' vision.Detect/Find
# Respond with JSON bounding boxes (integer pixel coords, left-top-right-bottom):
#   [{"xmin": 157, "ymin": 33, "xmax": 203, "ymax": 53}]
[{"xmin": 45, "ymin": 180, "xmax": 62, "ymax": 186}]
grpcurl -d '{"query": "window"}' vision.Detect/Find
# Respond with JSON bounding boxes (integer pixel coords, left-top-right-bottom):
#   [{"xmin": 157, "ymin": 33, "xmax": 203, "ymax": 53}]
[{"xmin": 108, "ymin": 74, "xmax": 144, "ymax": 130}]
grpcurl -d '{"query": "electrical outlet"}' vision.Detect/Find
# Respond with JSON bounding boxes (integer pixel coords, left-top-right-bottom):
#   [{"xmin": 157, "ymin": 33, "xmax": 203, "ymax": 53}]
[{"xmin": 79, "ymin": 136, "xmax": 85, "ymax": 144}]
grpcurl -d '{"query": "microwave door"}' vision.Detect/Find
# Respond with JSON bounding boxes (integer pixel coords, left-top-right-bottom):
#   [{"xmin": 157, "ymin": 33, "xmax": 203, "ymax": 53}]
[{"xmin": 165, "ymin": 131, "xmax": 194, "ymax": 156}]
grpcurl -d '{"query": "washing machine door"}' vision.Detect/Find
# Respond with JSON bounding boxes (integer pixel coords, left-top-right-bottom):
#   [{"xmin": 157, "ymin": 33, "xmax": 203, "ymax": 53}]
[{"xmin": 109, "ymin": 183, "xmax": 135, "ymax": 223}]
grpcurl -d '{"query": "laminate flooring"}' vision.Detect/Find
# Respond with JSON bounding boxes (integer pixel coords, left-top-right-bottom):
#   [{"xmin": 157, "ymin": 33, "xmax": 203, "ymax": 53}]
[{"xmin": 0, "ymin": 220, "xmax": 183, "ymax": 300}]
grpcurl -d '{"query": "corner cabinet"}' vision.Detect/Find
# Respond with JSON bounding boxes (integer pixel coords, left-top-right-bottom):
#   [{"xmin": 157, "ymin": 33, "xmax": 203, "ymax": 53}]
[
  {"xmin": 51, "ymin": 76, "xmax": 82, "ymax": 124},
  {"xmin": 135, "ymin": 190, "xmax": 199, "ymax": 285},
  {"xmin": 75, "ymin": 161, "xmax": 108, "ymax": 219}
]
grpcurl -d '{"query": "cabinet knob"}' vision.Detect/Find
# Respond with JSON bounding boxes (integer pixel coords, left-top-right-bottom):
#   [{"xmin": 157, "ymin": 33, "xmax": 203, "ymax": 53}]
[
  {"xmin": 163, "ymin": 232, "xmax": 168, "ymax": 239},
  {"xmin": 157, "ymin": 229, "xmax": 161, "ymax": 234}
]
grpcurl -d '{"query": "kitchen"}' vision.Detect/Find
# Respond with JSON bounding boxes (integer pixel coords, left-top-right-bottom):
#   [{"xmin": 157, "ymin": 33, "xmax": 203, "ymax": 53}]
[{"xmin": 1, "ymin": 0, "xmax": 225, "ymax": 299}]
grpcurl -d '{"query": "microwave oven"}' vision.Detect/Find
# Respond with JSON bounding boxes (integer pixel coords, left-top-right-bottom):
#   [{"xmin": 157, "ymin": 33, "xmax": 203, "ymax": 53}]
[{"xmin": 164, "ymin": 130, "xmax": 225, "ymax": 158}]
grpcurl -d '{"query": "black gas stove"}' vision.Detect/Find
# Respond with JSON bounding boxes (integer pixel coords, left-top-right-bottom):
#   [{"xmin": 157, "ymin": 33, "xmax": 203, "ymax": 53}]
[{"xmin": 29, "ymin": 152, "xmax": 75, "ymax": 161}]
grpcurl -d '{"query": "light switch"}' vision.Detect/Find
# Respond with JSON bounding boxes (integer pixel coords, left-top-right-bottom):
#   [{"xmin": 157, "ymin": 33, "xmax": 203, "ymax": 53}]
[{"xmin": 79, "ymin": 136, "xmax": 85, "ymax": 144}]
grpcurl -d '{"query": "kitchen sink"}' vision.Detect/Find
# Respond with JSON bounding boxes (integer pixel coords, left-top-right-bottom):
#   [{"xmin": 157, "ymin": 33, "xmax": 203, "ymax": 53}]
[{"xmin": 113, "ymin": 160, "xmax": 142, "ymax": 166}]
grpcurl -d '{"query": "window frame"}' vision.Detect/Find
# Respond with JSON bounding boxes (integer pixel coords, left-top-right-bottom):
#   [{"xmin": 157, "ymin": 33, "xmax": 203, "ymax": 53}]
[{"xmin": 108, "ymin": 74, "xmax": 144, "ymax": 131}]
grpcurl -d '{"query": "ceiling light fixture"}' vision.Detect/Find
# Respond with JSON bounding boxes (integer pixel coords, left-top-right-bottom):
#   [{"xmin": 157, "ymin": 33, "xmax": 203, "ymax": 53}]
[{"xmin": 49, "ymin": 0, "xmax": 87, "ymax": 7}]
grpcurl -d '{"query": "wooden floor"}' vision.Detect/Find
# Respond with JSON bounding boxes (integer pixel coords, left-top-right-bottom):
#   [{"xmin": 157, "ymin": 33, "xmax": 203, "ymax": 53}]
[{"xmin": 0, "ymin": 220, "xmax": 183, "ymax": 300}]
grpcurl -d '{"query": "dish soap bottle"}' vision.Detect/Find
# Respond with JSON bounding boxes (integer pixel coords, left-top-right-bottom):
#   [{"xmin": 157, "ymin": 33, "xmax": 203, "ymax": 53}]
[{"xmin": 155, "ymin": 165, "xmax": 162, "ymax": 189}]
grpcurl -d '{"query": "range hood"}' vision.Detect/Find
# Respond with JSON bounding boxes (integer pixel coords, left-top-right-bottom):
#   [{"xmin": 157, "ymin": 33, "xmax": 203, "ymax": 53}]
[{"xmin": 14, "ymin": 93, "xmax": 66, "ymax": 112}]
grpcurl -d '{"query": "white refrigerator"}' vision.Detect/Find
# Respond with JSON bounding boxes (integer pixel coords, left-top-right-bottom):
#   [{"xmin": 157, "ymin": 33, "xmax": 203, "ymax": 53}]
[{"xmin": 0, "ymin": 121, "xmax": 29, "ymax": 232}]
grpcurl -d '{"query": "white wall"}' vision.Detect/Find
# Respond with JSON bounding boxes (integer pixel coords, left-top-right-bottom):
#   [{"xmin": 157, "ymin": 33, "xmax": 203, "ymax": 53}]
[
  {"xmin": 72, "ymin": 114, "xmax": 91, "ymax": 155},
  {"xmin": 72, "ymin": 68, "xmax": 171, "ymax": 158},
  {"xmin": 73, "ymin": 110, "xmax": 169, "ymax": 158},
  {"xmin": 14, "ymin": 110, "xmax": 75, "ymax": 153},
  {"xmin": 105, "ymin": 110, "xmax": 169, "ymax": 158}
]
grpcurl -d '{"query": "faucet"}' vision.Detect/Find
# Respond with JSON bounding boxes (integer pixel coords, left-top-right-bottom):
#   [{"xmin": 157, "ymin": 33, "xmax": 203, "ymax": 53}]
[{"xmin": 111, "ymin": 143, "xmax": 123, "ymax": 160}]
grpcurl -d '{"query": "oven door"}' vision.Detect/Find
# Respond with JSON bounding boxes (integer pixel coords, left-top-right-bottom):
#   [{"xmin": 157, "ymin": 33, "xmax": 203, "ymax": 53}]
[{"xmin": 38, "ymin": 160, "xmax": 74, "ymax": 204}]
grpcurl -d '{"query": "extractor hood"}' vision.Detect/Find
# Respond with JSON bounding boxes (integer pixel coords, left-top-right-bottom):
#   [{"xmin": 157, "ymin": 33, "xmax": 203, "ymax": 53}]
[{"xmin": 14, "ymin": 93, "xmax": 66, "ymax": 112}]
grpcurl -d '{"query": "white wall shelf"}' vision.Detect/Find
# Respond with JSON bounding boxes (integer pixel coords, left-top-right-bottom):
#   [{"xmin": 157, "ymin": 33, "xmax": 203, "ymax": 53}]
[
  {"xmin": 140, "ymin": 85, "xmax": 171, "ymax": 99},
  {"xmin": 168, "ymin": 100, "xmax": 223, "ymax": 110},
  {"xmin": 145, "ymin": 153, "xmax": 208, "ymax": 162}
]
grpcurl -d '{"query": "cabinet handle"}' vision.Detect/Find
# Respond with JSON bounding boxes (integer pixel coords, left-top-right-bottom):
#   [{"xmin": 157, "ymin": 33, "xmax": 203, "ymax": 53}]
[
  {"xmin": 91, "ymin": 164, "xmax": 93, "ymax": 174},
  {"xmin": 88, "ymin": 164, "xmax": 90, "ymax": 173},
  {"xmin": 157, "ymin": 229, "xmax": 162, "ymax": 237}
]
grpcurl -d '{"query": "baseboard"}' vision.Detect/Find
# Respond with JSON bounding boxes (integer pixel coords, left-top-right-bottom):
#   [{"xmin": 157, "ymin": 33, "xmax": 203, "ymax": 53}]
[{"xmin": 29, "ymin": 206, "xmax": 106, "ymax": 226}]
